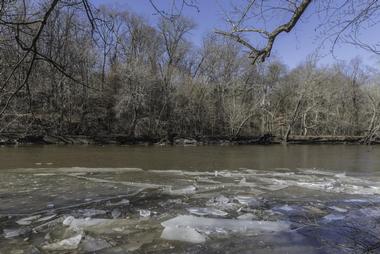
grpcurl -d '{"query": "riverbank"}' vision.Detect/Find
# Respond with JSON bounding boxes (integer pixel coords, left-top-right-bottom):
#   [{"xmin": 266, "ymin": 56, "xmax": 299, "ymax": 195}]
[{"xmin": 0, "ymin": 133, "xmax": 378, "ymax": 146}]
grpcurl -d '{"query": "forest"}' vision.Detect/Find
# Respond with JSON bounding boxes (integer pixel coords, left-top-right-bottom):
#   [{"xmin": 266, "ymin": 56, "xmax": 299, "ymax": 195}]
[
  {"xmin": 1, "ymin": 0, "xmax": 380, "ymax": 144},
  {"xmin": 3, "ymin": 2, "xmax": 380, "ymax": 254}
]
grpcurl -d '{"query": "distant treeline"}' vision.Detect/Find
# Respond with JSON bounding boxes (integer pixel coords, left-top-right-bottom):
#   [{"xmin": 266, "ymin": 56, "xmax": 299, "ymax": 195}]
[{"xmin": 1, "ymin": 4, "xmax": 379, "ymax": 143}]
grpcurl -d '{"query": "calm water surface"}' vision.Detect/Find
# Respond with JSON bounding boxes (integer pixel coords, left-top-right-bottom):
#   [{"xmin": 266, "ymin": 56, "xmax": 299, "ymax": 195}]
[{"xmin": 0, "ymin": 144, "xmax": 380, "ymax": 173}]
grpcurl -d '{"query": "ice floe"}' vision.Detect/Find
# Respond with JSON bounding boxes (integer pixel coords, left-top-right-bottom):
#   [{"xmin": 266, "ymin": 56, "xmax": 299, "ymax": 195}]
[
  {"xmin": 161, "ymin": 215, "xmax": 290, "ymax": 235},
  {"xmin": 42, "ymin": 234, "xmax": 83, "ymax": 251},
  {"xmin": 161, "ymin": 227, "xmax": 206, "ymax": 243},
  {"xmin": 187, "ymin": 207, "xmax": 228, "ymax": 217}
]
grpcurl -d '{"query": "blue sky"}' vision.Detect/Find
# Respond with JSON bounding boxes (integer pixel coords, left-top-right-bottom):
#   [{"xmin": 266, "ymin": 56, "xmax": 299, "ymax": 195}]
[{"xmin": 92, "ymin": 0, "xmax": 380, "ymax": 69}]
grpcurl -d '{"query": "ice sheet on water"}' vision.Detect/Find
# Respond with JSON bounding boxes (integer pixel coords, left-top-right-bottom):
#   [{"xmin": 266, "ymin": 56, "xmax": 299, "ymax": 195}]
[
  {"xmin": 234, "ymin": 196, "xmax": 262, "ymax": 208},
  {"xmin": 249, "ymin": 169, "xmax": 380, "ymax": 195},
  {"xmin": 163, "ymin": 185, "xmax": 197, "ymax": 195},
  {"xmin": 134, "ymin": 167, "xmax": 380, "ymax": 196},
  {"xmin": 322, "ymin": 214, "xmax": 346, "ymax": 222},
  {"xmin": 106, "ymin": 199, "xmax": 130, "ymax": 207},
  {"xmin": 16, "ymin": 215, "xmax": 41, "ymax": 225},
  {"xmin": 75, "ymin": 209, "xmax": 107, "ymax": 217},
  {"xmin": 161, "ymin": 227, "xmax": 206, "ymax": 243},
  {"xmin": 237, "ymin": 213, "xmax": 257, "ymax": 220},
  {"xmin": 42, "ymin": 234, "xmax": 83, "ymax": 251},
  {"xmin": 195, "ymin": 177, "xmax": 221, "ymax": 184},
  {"xmin": 187, "ymin": 207, "xmax": 228, "ymax": 217},
  {"xmin": 70, "ymin": 174, "xmax": 163, "ymax": 189},
  {"xmin": 148, "ymin": 169, "xmax": 185, "ymax": 175},
  {"xmin": 37, "ymin": 214, "xmax": 57, "ymax": 222},
  {"xmin": 60, "ymin": 167, "xmax": 143, "ymax": 173},
  {"xmin": 3, "ymin": 228, "xmax": 30, "ymax": 238},
  {"xmin": 301, "ymin": 169, "xmax": 337, "ymax": 176},
  {"xmin": 161, "ymin": 215, "xmax": 290, "ymax": 234},
  {"xmin": 272, "ymin": 204, "xmax": 299, "ymax": 214},
  {"xmin": 9, "ymin": 167, "xmax": 143, "ymax": 174},
  {"xmin": 260, "ymin": 184, "xmax": 289, "ymax": 191},
  {"xmin": 33, "ymin": 173, "xmax": 56, "ymax": 176},
  {"xmin": 63, "ymin": 216, "xmax": 131, "ymax": 234},
  {"xmin": 62, "ymin": 216, "xmax": 157, "ymax": 235},
  {"xmin": 80, "ymin": 235, "xmax": 112, "ymax": 252},
  {"xmin": 33, "ymin": 216, "xmax": 65, "ymax": 233},
  {"xmin": 329, "ymin": 206, "xmax": 348, "ymax": 213},
  {"xmin": 238, "ymin": 177, "xmax": 257, "ymax": 187}
]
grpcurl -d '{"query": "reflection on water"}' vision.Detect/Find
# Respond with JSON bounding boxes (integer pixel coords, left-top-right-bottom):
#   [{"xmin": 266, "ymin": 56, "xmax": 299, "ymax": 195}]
[{"xmin": 1, "ymin": 145, "xmax": 380, "ymax": 253}]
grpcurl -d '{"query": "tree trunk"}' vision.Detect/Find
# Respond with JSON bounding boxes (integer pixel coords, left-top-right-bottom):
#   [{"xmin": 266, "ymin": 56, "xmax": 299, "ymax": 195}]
[{"xmin": 284, "ymin": 94, "xmax": 303, "ymax": 143}]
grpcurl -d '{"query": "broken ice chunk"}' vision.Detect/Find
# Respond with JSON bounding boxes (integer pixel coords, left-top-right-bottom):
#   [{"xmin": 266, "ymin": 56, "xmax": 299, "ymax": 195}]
[
  {"xmin": 42, "ymin": 234, "xmax": 83, "ymax": 251},
  {"xmin": 239, "ymin": 177, "xmax": 247, "ymax": 185},
  {"xmin": 106, "ymin": 199, "xmax": 129, "ymax": 207},
  {"xmin": 234, "ymin": 196, "xmax": 262, "ymax": 208},
  {"xmin": 139, "ymin": 209, "xmax": 151, "ymax": 218},
  {"xmin": 237, "ymin": 213, "xmax": 257, "ymax": 220},
  {"xmin": 187, "ymin": 207, "xmax": 228, "ymax": 217},
  {"xmin": 63, "ymin": 216, "xmax": 75, "ymax": 226},
  {"xmin": 37, "ymin": 214, "xmax": 57, "ymax": 222},
  {"xmin": 163, "ymin": 185, "xmax": 197, "ymax": 195},
  {"xmin": 239, "ymin": 178, "xmax": 257, "ymax": 187},
  {"xmin": 62, "ymin": 217, "xmax": 135, "ymax": 235},
  {"xmin": 335, "ymin": 172, "xmax": 346, "ymax": 178},
  {"xmin": 161, "ymin": 215, "xmax": 290, "ymax": 234},
  {"xmin": 343, "ymin": 199, "xmax": 368, "ymax": 204},
  {"xmin": 3, "ymin": 229, "xmax": 19, "ymax": 238},
  {"xmin": 214, "ymin": 195, "xmax": 230, "ymax": 204},
  {"xmin": 63, "ymin": 216, "xmax": 116, "ymax": 231},
  {"xmin": 322, "ymin": 214, "xmax": 345, "ymax": 222},
  {"xmin": 206, "ymin": 195, "xmax": 239, "ymax": 210},
  {"xmin": 76, "ymin": 209, "xmax": 107, "ymax": 217},
  {"xmin": 3, "ymin": 228, "xmax": 30, "ymax": 238},
  {"xmin": 272, "ymin": 205, "xmax": 306, "ymax": 216},
  {"xmin": 196, "ymin": 177, "xmax": 221, "ymax": 184},
  {"xmin": 329, "ymin": 206, "xmax": 348, "ymax": 213},
  {"xmin": 80, "ymin": 235, "xmax": 112, "ymax": 252},
  {"xmin": 161, "ymin": 227, "xmax": 206, "ymax": 243},
  {"xmin": 16, "ymin": 215, "xmax": 41, "ymax": 225},
  {"xmin": 33, "ymin": 216, "xmax": 65, "ymax": 233},
  {"xmin": 68, "ymin": 217, "xmax": 110, "ymax": 228},
  {"xmin": 111, "ymin": 208, "xmax": 122, "ymax": 219},
  {"xmin": 274, "ymin": 205, "xmax": 294, "ymax": 212}
]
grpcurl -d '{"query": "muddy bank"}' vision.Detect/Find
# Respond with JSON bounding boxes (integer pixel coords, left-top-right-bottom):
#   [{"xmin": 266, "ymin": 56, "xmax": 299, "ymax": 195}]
[{"xmin": 0, "ymin": 133, "xmax": 377, "ymax": 146}]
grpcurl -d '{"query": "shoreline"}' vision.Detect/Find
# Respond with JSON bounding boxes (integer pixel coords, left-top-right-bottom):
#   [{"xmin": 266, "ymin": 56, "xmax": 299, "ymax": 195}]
[{"xmin": 0, "ymin": 133, "xmax": 377, "ymax": 146}]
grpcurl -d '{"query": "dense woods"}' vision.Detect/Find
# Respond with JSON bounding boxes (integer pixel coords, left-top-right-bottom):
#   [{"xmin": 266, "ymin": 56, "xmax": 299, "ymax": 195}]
[{"xmin": 1, "ymin": 1, "xmax": 380, "ymax": 143}]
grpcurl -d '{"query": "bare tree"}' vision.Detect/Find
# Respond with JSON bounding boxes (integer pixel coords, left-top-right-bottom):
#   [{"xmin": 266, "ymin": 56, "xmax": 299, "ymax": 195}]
[
  {"xmin": 157, "ymin": 15, "xmax": 195, "ymax": 141},
  {"xmin": 216, "ymin": 0, "xmax": 312, "ymax": 64},
  {"xmin": 217, "ymin": 0, "xmax": 380, "ymax": 64}
]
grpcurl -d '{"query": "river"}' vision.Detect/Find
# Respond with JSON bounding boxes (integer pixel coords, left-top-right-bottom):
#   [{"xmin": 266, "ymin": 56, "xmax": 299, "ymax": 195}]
[
  {"xmin": 1, "ymin": 145, "xmax": 380, "ymax": 253},
  {"xmin": 1, "ymin": 144, "xmax": 380, "ymax": 173}
]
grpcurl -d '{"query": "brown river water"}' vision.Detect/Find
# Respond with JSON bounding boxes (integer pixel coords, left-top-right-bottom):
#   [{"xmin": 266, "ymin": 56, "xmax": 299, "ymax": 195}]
[
  {"xmin": 1, "ymin": 144, "xmax": 380, "ymax": 172},
  {"xmin": 1, "ymin": 144, "xmax": 380, "ymax": 253}
]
